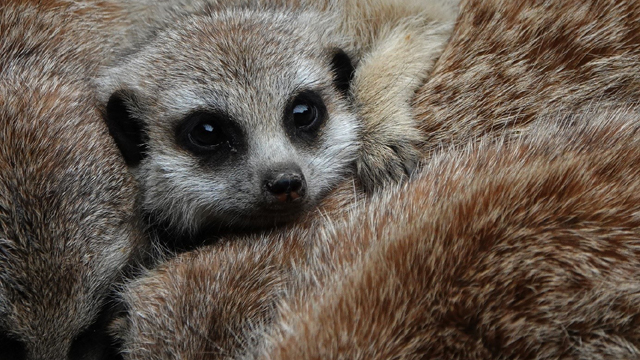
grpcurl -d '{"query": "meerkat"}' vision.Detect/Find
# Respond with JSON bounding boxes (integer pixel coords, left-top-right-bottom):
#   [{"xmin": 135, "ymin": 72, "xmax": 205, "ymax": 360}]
[
  {"xmin": 98, "ymin": 0, "xmax": 458, "ymax": 237},
  {"xmin": 0, "ymin": 1, "xmax": 148, "ymax": 359},
  {"xmin": 111, "ymin": 108, "xmax": 640, "ymax": 360}
]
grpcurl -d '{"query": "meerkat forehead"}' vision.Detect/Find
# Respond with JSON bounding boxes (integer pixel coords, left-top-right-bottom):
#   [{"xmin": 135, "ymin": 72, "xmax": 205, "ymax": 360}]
[{"xmin": 123, "ymin": 9, "xmax": 338, "ymax": 121}]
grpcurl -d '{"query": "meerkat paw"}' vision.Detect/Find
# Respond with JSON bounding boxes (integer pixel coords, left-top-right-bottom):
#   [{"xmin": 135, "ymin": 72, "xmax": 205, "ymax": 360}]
[{"xmin": 356, "ymin": 123, "xmax": 422, "ymax": 193}]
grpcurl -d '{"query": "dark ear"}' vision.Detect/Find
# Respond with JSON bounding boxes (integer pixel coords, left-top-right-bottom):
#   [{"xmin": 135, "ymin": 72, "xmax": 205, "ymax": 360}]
[
  {"xmin": 0, "ymin": 332, "xmax": 27, "ymax": 360},
  {"xmin": 104, "ymin": 90, "xmax": 148, "ymax": 167},
  {"xmin": 330, "ymin": 49, "xmax": 355, "ymax": 96}
]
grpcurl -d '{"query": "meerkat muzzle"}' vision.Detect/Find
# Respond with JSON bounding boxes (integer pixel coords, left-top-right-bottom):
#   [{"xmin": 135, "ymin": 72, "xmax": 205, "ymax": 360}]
[{"xmin": 263, "ymin": 165, "xmax": 307, "ymax": 204}]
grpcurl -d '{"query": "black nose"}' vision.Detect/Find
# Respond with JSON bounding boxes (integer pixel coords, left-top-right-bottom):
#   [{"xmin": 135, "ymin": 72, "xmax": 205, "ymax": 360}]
[{"xmin": 263, "ymin": 165, "xmax": 307, "ymax": 203}]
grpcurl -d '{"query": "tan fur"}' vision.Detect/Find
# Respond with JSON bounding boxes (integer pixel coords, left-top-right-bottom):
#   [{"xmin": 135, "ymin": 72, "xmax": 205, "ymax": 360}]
[
  {"xmin": 342, "ymin": 0, "xmax": 457, "ymax": 190},
  {"xmin": 111, "ymin": 0, "xmax": 640, "ymax": 359},
  {"xmin": 113, "ymin": 237, "xmax": 297, "ymax": 359},
  {"xmin": 0, "ymin": 1, "xmax": 147, "ymax": 358},
  {"xmin": 415, "ymin": 0, "xmax": 640, "ymax": 153}
]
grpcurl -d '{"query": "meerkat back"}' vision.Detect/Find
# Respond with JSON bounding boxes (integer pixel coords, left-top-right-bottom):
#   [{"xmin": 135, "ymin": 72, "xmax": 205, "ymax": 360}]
[
  {"xmin": 0, "ymin": 1, "xmax": 147, "ymax": 358},
  {"xmin": 256, "ymin": 108, "xmax": 640, "ymax": 360},
  {"xmin": 414, "ymin": 0, "xmax": 640, "ymax": 153}
]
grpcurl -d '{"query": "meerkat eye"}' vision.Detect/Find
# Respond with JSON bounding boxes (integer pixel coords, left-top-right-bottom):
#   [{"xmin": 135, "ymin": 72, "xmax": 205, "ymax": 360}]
[
  {"xmin": 292, "ymin": 101, "xmax": 318, "ymax": 128},
  {"xmin": 189, "ymin": 121, "xmax": 223, "ymax": 148},
  {"xmin": 176, "ymin": 111, "xmax": 242, "ymax": 158},
  {"xmin": 288, "ymin": 91, "xmax": 326, "ymax": 136}
]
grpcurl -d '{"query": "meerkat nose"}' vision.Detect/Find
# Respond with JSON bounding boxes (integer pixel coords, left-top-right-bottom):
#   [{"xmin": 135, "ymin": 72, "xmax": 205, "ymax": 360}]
[{"xmin": 263, "ymin": 164, "xmax": 307, "ymax": 203}]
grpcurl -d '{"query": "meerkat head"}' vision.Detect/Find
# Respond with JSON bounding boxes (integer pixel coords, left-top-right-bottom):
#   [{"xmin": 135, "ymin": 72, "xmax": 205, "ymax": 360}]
[{"xmin": 100, "ymin": 8, "xmax": 360, "ymax": 234}]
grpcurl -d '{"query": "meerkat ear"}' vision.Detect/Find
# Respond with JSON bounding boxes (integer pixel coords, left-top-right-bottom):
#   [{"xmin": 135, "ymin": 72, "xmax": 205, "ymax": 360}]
[
  {"xmin": 104, "ymin": 90, "xmax": 149, "ymax": 167},
  {"xmin": 330, "ymin": 49, "xmax": 355, "ymax": 96}
]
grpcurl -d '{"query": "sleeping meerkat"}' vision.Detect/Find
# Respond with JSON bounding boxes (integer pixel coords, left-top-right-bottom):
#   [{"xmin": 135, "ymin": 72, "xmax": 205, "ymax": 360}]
[{"xmin": 99, "ymin": 1, "xmax": 457, "ymax": 235}]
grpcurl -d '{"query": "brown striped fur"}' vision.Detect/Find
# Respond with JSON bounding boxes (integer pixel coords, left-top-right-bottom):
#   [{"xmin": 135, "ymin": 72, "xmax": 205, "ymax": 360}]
[
  {"xmin": 415, "ymin": 0, "xmax": 640, "ymax": 154},
  {"xmin": 256, "ymin": 109, "xmax": 640, "ymax": 359}
]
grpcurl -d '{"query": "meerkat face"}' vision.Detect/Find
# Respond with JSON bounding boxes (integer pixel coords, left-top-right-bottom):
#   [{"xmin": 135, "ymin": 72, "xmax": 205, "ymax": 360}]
[{"xmin": 101, "ymin": 9, "xmax": 360, "ymax": 234}]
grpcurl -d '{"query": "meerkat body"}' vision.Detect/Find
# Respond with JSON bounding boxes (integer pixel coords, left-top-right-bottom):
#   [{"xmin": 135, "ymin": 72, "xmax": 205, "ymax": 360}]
[
  {"xmin": 414, "ymin": 0, "xmax": 640, "ymax": 153},
  {"xmin": 99, "ymin": 0, "xmax": 458, "ymax": 237},
  {"xmin": 0, "ymin": 1, "xmax": 147, "ymax": 358}
]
